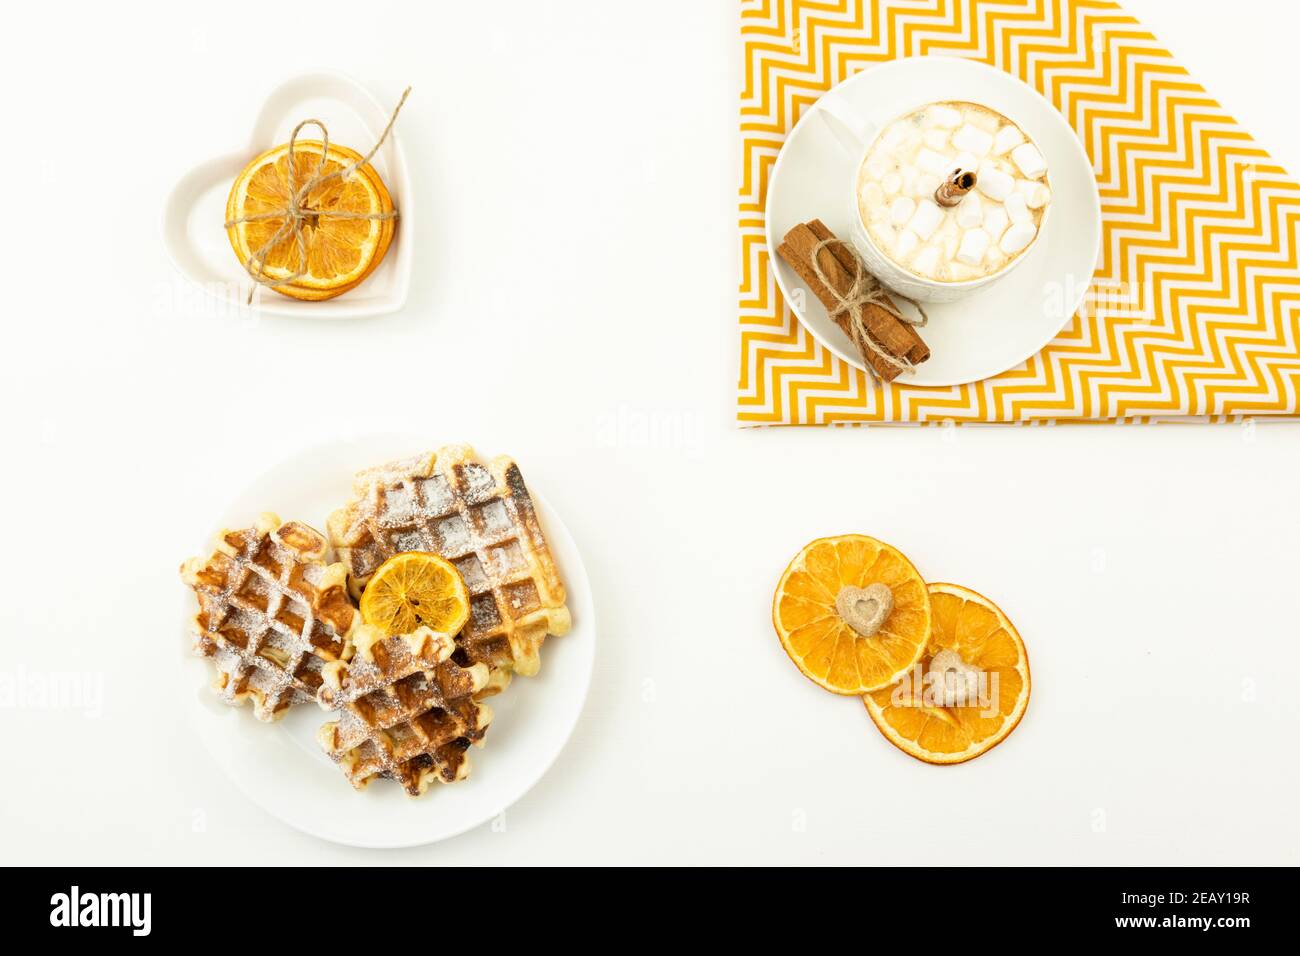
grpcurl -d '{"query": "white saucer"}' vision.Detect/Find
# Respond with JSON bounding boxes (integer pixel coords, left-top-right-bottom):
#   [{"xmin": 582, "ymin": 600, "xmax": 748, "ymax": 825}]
[
  {"xmin": 180, "ymin": 436, "xmax": 595, "ymax": 848},
  {"xmin": 161, "ymin": 71, "xmax": 413, "ymax": 319},
  {"xmin": 765, "ymin": 56, "xmax": 1101, "ymax": 386}
]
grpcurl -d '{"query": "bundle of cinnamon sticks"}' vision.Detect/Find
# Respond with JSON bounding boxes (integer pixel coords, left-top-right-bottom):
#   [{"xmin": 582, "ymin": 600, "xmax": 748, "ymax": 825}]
[{"xmin": 776, "ymin": 220, "xmax": 929, "ymax": 382}]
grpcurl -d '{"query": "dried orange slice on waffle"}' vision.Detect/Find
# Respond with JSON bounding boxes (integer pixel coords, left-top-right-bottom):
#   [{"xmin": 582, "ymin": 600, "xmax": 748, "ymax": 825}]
[
  {"xmin": 225, "ymin": 140, "xmax": 394, "ymax": 301},
  {"xmin": 864, "ymin": 582, "xmax": 1030, "ymax": 764},
  {"xmin": 359, "ymin": 553, "xmax": 470, "ymax": 638},
  {"xmin": 773, "ymin": 535, "xmax": 931, "ymax": 695}
]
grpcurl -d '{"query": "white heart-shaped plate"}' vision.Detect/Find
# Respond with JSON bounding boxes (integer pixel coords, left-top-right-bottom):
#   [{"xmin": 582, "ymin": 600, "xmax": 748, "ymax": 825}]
[{"xmin": 161, "ymin": 71, "xmax": 413, "ymax": 319}]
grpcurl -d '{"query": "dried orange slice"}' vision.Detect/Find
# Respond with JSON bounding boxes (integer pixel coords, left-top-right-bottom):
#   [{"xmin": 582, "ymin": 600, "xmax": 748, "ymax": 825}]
[
  {"xmin": 225, "ymin": 140, "xmax": 394, "ymax": 301},
  {"xmin": 359, "ymin": 553, "xmax": 469, "ymax": 638},
  {"xmin": 773, "ymin": 535, "xmax": 931, "ymax": 695},
  {"xmin": 865, "ymin": 582, "xmax": 1030, "ymax": 764}
]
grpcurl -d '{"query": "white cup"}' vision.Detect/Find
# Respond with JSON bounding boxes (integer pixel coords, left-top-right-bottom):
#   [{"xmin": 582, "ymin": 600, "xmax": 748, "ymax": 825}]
[{"xmin": 817, "ymin": 93, "xmax": 1049, "ymax": 303}]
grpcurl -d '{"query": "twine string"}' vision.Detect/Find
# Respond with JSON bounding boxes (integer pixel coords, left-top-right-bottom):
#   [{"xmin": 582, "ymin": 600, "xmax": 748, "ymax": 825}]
[
  {"xmin": 224, "ymin": 86, "xmax": 411, "ymax": 302},
  {"xmin": 808, "ymin": 237, "xmax": 928, "ymax": 379}
]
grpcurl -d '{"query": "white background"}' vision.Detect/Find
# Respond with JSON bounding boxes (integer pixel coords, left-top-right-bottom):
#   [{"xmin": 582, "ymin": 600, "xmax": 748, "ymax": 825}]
[{"xmin": 2, "ymin": 0, "xmax": 1297, "ymax": 865}]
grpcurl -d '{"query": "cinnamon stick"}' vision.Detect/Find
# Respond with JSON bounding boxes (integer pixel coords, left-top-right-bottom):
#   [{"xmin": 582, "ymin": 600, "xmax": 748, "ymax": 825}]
[
  {"xmin": 806, "ymin": 219, "xmax": 929, "ymax": 365},
  {"xmin": 776, "ymin": 222, "xmax": 929, "ymax": 381},
  {"xmin": 934, "ymin": 169, "xmax": 976, "ymax": 208}
]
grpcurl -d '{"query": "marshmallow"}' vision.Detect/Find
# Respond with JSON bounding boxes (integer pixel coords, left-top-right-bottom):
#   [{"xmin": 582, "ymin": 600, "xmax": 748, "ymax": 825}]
[
  {"xmin": 889, "ymin": 196, "xmax": 916, "ymax": 227},
  {"xmin": 913, "ymin": 245, "xmax": 941, "ymax": 276},
  {"xmin": 895, "ymin": 229, "xmax": 920, "ymax": 258},
  {"xmin": 1000, "ymin": 221, "xmax": 1037, "ymax": 254},
  {"xmin": 952, "ymin": 123, "xmax": 994, "ymax": 156},
  {"xmin": 881, "ymin": 172, "xmax": 902, "ymax": 196},
  {"xmin": 879, "ymin": 123, "xmax": 908, "ymax": 152},
  {"xmin": 982, "ymin": 205, "xmax": 1009, "ymax": 242},
  {"xmin": 929, "ymin": 104, "xmax": 962, "ymax": 128},
  {"xmin": 1019, "ymin": 179, "xmax": 1051, "ymax": 209},
  {"xmin": 905, "ymin": 199, "xmax": 944, "ymax": 241},
  {"xmin": 923, "ymin": 128, "xmax": 951, "ymax": 151},
  {"xmin": 942, "ymin": 231, "xmax": 960, "ymax": 262},
  {"xmin": 863, "ymin": 180, "xmax": 883, "ymax": 218},
  {"xmin": 916, "ymin": 174, "xmax": 941, "ymax": 199},
  {"xmin": 955, "ymin": 192, "xmax": 984, "ymax": 228},
  {"xmin": 1004, "ymin": 193, "xmax": 1031, "ymax": 225},
  {"xmin": 956, "ymin": 228, "xmax": 990, "ymax": 265},
  {"xmin": 937, "ymin": 216, "xmax": 959, "ymax": 239},
  {"xmin": 965, "ymin": 106, "xmax": 1000, "ymax": 133},
  {"xmin": 975, "ymin": 161, "xmax": 1015, "ymax": 202},
  {"xmin": 953, "ymin": 152, "xmax": 980, "ymax": 175},
  {"xmin": 917, "ymin": 148, "xmax": 950, "ymax": 176},
  {"xmin": 865, "ymin": 154, "xmax": 892, "ymax": 179},
  {"xmin": 1011, "ymin": 142, "xmax": 1047, "ymax": 179},
  {"xmin": 992, "ymin": 124, "xmax": 1025, "ymax": 156}
]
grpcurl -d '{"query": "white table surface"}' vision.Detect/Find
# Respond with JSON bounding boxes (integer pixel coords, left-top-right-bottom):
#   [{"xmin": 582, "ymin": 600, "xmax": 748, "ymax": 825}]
[{"xmin": 2, "ymin": 0, "xmax": 1296, "ymax": 865}]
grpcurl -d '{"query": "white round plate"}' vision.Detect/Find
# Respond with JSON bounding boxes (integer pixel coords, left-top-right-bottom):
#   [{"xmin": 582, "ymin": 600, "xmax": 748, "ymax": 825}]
[
  {"xmin": 180, "ymin": 436, "xmax": 595, "ymax": 848},
  {"xmin": 766, "ymin": 56, "xmax": 1102, "ymax": 386}
]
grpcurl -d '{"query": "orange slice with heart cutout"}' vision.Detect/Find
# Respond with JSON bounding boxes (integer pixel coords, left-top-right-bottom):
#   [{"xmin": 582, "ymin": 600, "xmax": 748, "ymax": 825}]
[
  {"xmin": 864, "ymin": 582, "xmax": 1030, "ymax": 764},
  {"xmin": 773, "ymin": 535, "xmax": 931, "ymax": 695}
]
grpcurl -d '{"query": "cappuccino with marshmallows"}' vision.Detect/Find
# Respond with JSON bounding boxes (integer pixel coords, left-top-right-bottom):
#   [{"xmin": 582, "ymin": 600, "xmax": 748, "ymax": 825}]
[{"xmin": 856, "ymin": 101, "xmax": 1051, "ymax": 283}]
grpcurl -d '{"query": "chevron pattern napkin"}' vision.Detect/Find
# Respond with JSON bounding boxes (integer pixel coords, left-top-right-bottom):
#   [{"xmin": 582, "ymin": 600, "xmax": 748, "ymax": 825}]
[{"xmin": 738, "ymin": 0, "xmax": 1300, "ymax": 424}]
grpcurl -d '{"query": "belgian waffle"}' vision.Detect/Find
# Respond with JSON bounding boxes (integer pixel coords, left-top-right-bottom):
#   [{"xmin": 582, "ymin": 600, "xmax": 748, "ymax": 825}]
[
  {"xmin": 317, "ymin": 627, "xmax": 493, "ymax": 795},
  {"xmin": 180, "ymin": 514, "xmax": 355, "ymax": 721},
  {"xmin": 327, "ymin": 445, "xmax": 571, "ymax": 676}
]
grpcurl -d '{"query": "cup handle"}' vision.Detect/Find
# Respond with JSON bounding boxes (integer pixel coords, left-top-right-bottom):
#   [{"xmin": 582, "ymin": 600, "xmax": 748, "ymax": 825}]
[{"xmin": 816, "ymin": 91, "xmax": 878, "ymax": 157}]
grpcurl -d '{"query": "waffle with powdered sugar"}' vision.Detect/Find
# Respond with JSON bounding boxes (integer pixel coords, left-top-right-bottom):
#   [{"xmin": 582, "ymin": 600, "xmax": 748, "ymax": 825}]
[
  {"xmin": 327, "ymin": 445, "xmax": 571, "ymax": 676},
  {"xmin": 180, "ymin": 515, "xmax": 355, "ymax": 721},
  {"xmin": 316, "ymin": 626, "xmax": 494, "ymax": 795}
]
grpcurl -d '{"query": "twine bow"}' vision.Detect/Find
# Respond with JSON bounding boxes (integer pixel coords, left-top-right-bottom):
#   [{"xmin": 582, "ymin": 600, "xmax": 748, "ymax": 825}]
[
  {"xmin": 225, "ymin": 86, "xmax": 411, "ymax": 303},
  {"xmin": 808, "ymin": 237, "xmax": 928, "ymax": 380}
]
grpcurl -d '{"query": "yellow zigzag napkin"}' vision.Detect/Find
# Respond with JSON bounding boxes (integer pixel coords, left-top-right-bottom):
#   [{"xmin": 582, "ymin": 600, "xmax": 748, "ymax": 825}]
[{"xmin": 738, "ymin": 0, "xmax": 1300, "ymax": 425}]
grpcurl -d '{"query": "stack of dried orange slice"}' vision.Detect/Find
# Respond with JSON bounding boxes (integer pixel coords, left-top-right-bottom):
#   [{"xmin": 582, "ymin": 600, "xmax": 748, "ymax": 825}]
[
  {"xmin": 225, "ymin": 140, "xmax": 395, "ymax": 301},
  {"xmin": 773, "ymin": 535, "xmax": 1030, "ymax": 765}
]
